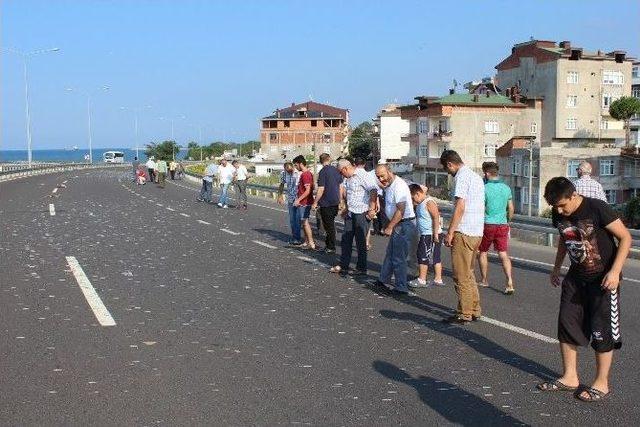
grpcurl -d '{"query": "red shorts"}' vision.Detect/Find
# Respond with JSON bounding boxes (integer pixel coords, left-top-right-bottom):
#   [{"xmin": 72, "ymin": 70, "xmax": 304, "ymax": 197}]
[{"xmin": 479, "ymin": 224, "xmax": 509, "ymax": 252}]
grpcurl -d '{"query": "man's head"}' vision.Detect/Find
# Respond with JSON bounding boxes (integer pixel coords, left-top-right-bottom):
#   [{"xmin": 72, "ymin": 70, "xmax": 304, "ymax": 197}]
[
  {"xmin": 440, "ymin": 150, "xmax": 464, "ymax": 176},
  {"xmin": 319, "ymin": 153, "xmax": 331, "ymax": 165},
  {"xmin": 283, "ymin": 162, "xmax": 294, "ymax": 174},
  {"xmin": 544, "ymin": 177, "xmax": 582, "ymax": 216},
  {"xmin": 375, "ymin": 164, "xmax": 394, "ymax": 188},
  {"xmin": 232, "ymin": 160, "xmax": 239, "ymax": 168},
  {"xmin": 337, "ymin": 159, "xmax": 355, "ymax": 178},
  {"xmin": 409, "ymin": 183, "xmax": 427, "ymax": 205},
  {"xmin": 292, "ymin": 155, "xmax": 306, "ymax": 171},
  {"xmin": 482, "ymin": 161, "xmax": 499, "ymax": 180},
  {"xmin": 577, "ymin": 161, "xmax": 592, "ymax": 177},
  {"xmin": 134, "ymin": 156, "xmax": 138, "ymax": 161},
  {"xmin": 353, "ymin": 157, "xmax": 366, "ymax": 169},
  {"xmin": 220, "ymin": 158, "xmax": 227, "ymax": 166}
]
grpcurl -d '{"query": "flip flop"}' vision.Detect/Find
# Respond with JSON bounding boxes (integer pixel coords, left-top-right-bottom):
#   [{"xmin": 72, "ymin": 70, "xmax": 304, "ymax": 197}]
[
  {"xmin": 577, "ymin": 387, "xmax": 611, "ymax": 402},
  {"xmin": 329, "ymin": 266, "xmax": 342, "ymax": 274},
  {"xmin": 537, "ymin": 380, "xmax": 578, "ymax": 392}
]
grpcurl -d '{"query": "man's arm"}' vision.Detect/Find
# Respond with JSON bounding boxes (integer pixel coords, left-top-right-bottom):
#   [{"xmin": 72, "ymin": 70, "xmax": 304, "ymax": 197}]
[
  {"xmin": 602, "ymin": 219, "xmax": 632, "ymax": 290},
  {"xmin": 295, "ymin": 184, "xmax": 311, "ymax": 206},
  {"xmin": 366, "ymin": 189, "xmax": 377, "ymax": 219},
  {"xmin": 445, "ymin": 197, "xmax": 465, "ymax": 246},
  {"xmin": 507, "ymin": 200, "xmax": 515, "ymax": 222},
  {"xmin": 383, "ymin": 202, "xmax": 406, "ymax": 235},
  {"xmin": 550, "ymin": 235, "xmax": 567, "ymax": 287},
  {"xmin": 313, "ymin": 187, "xmax": 325, "ymax": 210}
]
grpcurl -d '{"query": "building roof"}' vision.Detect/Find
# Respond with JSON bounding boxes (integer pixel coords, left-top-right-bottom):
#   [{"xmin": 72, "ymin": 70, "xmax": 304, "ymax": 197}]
[
  {"xmin": 263, "ymin": 101, "xmax": 348, "ymax": 120},
  {"xmin": 436, "ymin": 93, "xmax": 522, "ymax": 106}
]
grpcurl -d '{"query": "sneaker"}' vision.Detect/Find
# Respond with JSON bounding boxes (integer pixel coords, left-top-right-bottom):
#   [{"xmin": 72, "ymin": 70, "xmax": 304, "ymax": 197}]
[
  {"xmin": 408, "ymin": 278, "xmax": 430, "ymax": 288},
  {"xmin": 222, "ymin": 205, "xmax": 229, "ymax": 209},
  {"xmin": 478, "ymin": 282, "xmax": 490, "ymax": 288},
  {"xmin": 217, "ymin": 203, "xmax": 223, "ymax": 207},
  {"xmin": 471, "ymin": 315, "xmax": 482, "ymax": 321},
  {"xmin": 323, "ymin": 248, "xmax": 336, "ymax": 254},
  {"xmin": 431, "ymin": 280, "xmax": 445, "ymax": 287}
]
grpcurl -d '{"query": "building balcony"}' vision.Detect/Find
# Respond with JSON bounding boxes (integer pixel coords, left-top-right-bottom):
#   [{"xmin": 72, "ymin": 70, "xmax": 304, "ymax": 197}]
[
  {"xmin": 400, "ymin": 133, "xmax": 419, "ymax": 143},
  {"xmin": 427, "ymin": 130, "xmax": 452, "ymax": 142}
]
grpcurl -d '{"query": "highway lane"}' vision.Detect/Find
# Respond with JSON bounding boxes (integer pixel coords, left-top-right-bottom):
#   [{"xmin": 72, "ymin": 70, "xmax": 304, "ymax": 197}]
[{"xmin": 1, "ymin": 169, "xmax": 639, "ymax": 425}]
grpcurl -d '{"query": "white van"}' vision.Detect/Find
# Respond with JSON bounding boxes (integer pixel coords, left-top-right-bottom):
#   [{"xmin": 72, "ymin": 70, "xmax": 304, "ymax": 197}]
[{"xmin": 103, "ymin": 151, "xmax": 125, "ymax": 163}]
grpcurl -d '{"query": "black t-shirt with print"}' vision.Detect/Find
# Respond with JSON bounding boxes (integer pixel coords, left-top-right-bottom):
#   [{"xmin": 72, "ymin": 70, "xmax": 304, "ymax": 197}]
[{"xmin": 552, "ymin": 197, "xmax": 619, "ymax": 279}]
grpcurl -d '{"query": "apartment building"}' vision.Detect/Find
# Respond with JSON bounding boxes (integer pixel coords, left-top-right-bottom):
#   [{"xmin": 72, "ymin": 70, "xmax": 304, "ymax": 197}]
[
  {"xmin": 373, "ymin": 104, "xmax": 411, "ymax": 163},
  {"xmin": 494, "ymin": 40, "xmax": 634, "ymax": 209},
  {"xmin": 260, "ymin": 101, "xmax": 349, "ymax": 160},
  {"xmin": 399, "ymin": 84, "xmax": 542, "ymax": 187}
]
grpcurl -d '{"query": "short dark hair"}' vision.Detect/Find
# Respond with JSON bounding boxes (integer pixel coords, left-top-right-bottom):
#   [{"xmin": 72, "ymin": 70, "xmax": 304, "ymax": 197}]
[
  {"xmin": 232, "ymin": 160, "xmax": 239, "ymax": 165},
  {"xmin": 409, "ymin": 183, "xmax": 424, "ymax": 196},
  {"xmin": 292, "ymin": 155, "xmax": 306, "ymax": 166},
  {"xmin": 544, "ymin": 177, "xmax": 576, "ymax": 205},
  {"xmin": 319, "ymin": 153, "xmax": 331, "ymax": 163},
  {"xmin": 353, "ymin": 157, "xmax": 366, "ymax": 167},
  {"xmin": 283, "ymin": 161, "xmax": 293, "ymax": 168},
  {"xmin": 482, "ymin": 161, "xmax": 499, "ymax": 174},
  {"xmin": 440, "ymin": 150, "xmax": 463, "ymax": 167}
]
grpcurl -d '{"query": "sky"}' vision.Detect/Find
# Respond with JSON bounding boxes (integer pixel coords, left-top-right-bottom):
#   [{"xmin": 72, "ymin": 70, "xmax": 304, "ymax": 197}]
[{"xmin": 1, "ymin": 0, "xmax": 639, "ymax": 150}]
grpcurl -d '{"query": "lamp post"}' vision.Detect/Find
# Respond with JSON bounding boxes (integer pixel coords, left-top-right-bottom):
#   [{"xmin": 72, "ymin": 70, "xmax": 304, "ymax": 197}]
[
  {"xmin": 67, "ymin": 86, "xmax": 109, "ymax": 164},
  {"xmin": 2, "ymin": 47, "xmax": 60, "ymax": 167},
  {"xmin": 524, "ymin": 137, "xmax": 537, "ymax": 217},
  {"xmin": 120, "ymin": 105, "xmax": 152, "ymax": 159}
]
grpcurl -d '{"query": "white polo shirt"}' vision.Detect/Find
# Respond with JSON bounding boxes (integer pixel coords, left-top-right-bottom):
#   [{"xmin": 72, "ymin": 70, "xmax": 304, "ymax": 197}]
[
  {"xmin": 219, "ymin": 164, "xmax": 235, "ymax": 184},
  {"xmin": 235, "ymin": 164, "xmax": 248, "ymax": 181},
  {"xmin": 453, "ymin": 165, "xmax": 485, "ymax": 237},
  {"xmin": 384, "ymin": 176, "xmax": 415, "ymax": 220}
]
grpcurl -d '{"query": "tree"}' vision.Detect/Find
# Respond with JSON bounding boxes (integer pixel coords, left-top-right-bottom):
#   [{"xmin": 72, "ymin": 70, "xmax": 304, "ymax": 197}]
[
  {"xmin": 348, "ymin": 121, "xmax": 376, "ymax": 160},
  {"xmin": 145, "ymin": 140, "xmax": 181, "ymax": 161},
  {"xmin": 609, "ymin": 97, "xmax": 640, "ymax": 147}
]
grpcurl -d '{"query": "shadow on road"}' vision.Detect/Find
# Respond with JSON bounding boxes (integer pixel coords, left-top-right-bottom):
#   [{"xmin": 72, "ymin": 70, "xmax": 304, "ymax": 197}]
[{"xmin": 373, "ymin": 360, "xmax": 528, "ymax": 426}]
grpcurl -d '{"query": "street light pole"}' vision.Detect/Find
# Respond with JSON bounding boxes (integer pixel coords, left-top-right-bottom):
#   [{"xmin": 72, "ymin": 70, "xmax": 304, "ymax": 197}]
[
  {"xmin": 67, "ymin": 86, "xmax": 108, "ymax": 164},
  {"xmin": 527, "ymin": 137, "xmax": 536, "ymax": 217},
  {"xmin": 2, "ymin": 47, "xmax": 60, "ymax": 167}
]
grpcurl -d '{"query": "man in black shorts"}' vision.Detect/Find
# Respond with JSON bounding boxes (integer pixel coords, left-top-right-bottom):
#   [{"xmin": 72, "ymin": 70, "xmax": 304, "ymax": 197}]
[{"xmin": 538, "ymin": 177, "xmax": 631, "ymax": 402}]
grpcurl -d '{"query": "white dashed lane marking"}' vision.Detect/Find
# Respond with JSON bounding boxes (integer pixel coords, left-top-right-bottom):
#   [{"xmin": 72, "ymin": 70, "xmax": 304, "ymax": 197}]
[
  {"xmin": 180, "ymin": 213, "xmax": 190, "ymax": 218},
  {"xmin": 49, "ymin": 204, "xmax": 56, "ymax": 216},
  {"xmin": 166, "ymin": 207, "xmax": 175, "ymax": 212},
  {"xmin": 252, "ymin": 240, "xmax": 277, "ymax": 249},
  {"xmin": 52, "ymin": 188, "xmax": 58, "ymax": 194},
  {"xmin": 197, "ymin": 219, "xmax": 211, "ymax": 225},
  {"xmin": 220, "ymin": 228, "xmax": 240, "ymax": 235},
  {"xmin": 65, "ymin": 256, "xmax": 116, "ymax": 327}
]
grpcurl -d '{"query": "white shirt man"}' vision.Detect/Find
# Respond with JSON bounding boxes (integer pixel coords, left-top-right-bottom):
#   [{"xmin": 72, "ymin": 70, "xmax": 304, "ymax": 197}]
[
  {"xmin": 574, "ymin": 161, "xmax": 607, "ymax": 202},
  {"xmin": 218, "ymin": 162, "xmax": 236, "ymax": 185},
  {"xmin": 384, "ymin": 176, "xmax": 415, "ymax": 221},
  {"xmin": 234, "ymin": 163, "xmax": 248, "ymax": 181},
  {"xmin": 453, "ymin": 165, "xmax": 485, "ymax": 237}
]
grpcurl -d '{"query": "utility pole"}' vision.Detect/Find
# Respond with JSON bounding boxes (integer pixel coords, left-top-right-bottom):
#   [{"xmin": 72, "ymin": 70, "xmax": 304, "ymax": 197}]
[{"xmin": 528, "ymin": 137, "xmax": 536, "ymax": 217}]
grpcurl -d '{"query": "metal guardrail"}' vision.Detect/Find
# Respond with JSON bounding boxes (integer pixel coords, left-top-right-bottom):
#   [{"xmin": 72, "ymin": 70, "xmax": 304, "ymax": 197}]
[{"xmin": 0, "ymin": 162, "xmax": 128, "ymax": 181}]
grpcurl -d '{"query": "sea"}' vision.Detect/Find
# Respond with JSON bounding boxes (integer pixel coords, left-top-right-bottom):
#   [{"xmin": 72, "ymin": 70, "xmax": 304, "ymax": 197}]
[{"xmin": 0, "ymin": 148, "xmax": 166, "ymax": 164}]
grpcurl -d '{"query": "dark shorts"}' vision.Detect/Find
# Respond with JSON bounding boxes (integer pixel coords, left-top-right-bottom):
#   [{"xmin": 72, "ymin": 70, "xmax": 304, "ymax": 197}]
[
  {"xmin": 297, "ymin": 205, "xmax": 312, "ymax": 221},
  {"xmin": 558, "ymin": 274, "xmax": 621, "ymax": 352},
  {"xmin": 417, "ymin": 234, "xmax": 442, "ymax": 266},
  {"xmin": 479, "ymin": 224, "xmax": 509, "ymax": 252}
]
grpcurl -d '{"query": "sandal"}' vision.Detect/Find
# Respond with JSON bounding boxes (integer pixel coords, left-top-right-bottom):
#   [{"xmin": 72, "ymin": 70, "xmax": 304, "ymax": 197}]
[
  {"xmin": 536, "ymin": 380, "xmax": 578, "ymax": 392},
  {"xmin": 577, "ymin": 387, "xmax": 610, "ymax": 402},
  {"xmin": 504, "ymin": 287, "xmax": 515, "ymax": 295},
  {"xmin": 329, "ymin": 266, "xmax": 342, "ymax": 274}
]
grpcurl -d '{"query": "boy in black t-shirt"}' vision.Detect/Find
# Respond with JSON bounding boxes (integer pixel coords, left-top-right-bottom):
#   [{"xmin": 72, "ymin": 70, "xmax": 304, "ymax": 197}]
[{"xmin": 538, "ymin": 177, "xmax": 631, "ymax": 402}]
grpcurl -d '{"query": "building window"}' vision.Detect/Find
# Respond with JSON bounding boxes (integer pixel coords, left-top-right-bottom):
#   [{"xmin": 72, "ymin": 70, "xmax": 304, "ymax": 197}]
[
  {"xmin": 436, "ymin": 142, "xmax": 448, "ymax": 157},
  {"xmin": 603, "ymin": 70, "xmax": 624, "ymax": 85},
  {"xmin": 624, "ymin": 162, "xmax": 634, "ymax": 178},
  {"xmin": 633, "ymin": 67, "xmax": 639, "ymax": 78},
  {"xmin": 605, "ymin": 189, "xmax": 617, "ymax": 204},
  {"xmin": 566, "ymin": 118, "xmax": 577, "ymax": 130},
  {"xmin": 269, "ymin": 133, "xmax": 278, "ymax": 142},
  {"xmin": 567, "ymin": 71, "xmax": 579, "ymax": 84},
  {"xmin": 633, "ymin": 87, "xmax": 640, "ymax": 99},
  {"xmin": 438, "ymin": 119, "xmax": 449, "ymax": 133},
  {"xmin": 600, "ymin": 160, "xmax": 615, "ymax": 176},
  {"xmin": 567, "ymin": 160, "xmax": 581, "ymax": 177},
  {"xmin": 512, "ymin": 157, "xmax": 522, "ymax": 176},
  {"xmin": 600, "ymin": 119, "xmax": 609, "ymax": 130},
  {"xmin": 419, "ymin": 145, "xmax": 428, "ymax": 158},
  {"xmin": 484, "ymin": 143, "xmax": 497, "ymax": 157},
  {"xmin": 311, "ymin": 120, "xmax": 317, "ymax": 127},
  {"xmin": 323, "ymin": 133, "xmax": 332, "ymax": 142},
  {"xmin": 602, "ymin": 94, "xmax": 615, "ymax": 109},
  {"xmin": 324, "ymin": 145, "xmax": 331, "ymax": 153},
  {"xmin": 566, "ymin": 95, "xmax": 578, "ymax": 108},
  {"xmin": 484, "ymin": 121, "xmax": 499, "ymax": 134},
  {"xmin": 418, "ymin": 120, "xmax": 429, "ymax": 134},
  {"xmin": 283, "ymin": 120, "xmax": 290, "ymax": 128},
  {"xmin": 530, "ymin": 122, "xmax": 538, "ymax": 134}
]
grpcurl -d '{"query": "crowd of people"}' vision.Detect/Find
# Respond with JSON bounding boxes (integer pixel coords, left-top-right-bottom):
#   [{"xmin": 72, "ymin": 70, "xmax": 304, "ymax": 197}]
[
  {"xmin": 131, "ymin": 148, "xmax": 631, "ymax": 403},
  {"xmin": 132, "ymin": 156, "xmax": 184, "ymax": 187}
]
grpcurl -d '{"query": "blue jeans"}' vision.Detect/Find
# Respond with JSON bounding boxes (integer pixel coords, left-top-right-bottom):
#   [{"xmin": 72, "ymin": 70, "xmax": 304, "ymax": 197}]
[
  {"xmin": 199, "ymin": 180, "xmax": 212, "ymax": 202},
  {"xmin": 219, "ymin": 183, "xmax": 230, "ymax": 206},
  {"xmin": 379, "ymin": 220, "xmax": 416, "ymax": 292},
  {"xmin": 288, "ymin": 202, "xmax": 302, "ymax": 243}
]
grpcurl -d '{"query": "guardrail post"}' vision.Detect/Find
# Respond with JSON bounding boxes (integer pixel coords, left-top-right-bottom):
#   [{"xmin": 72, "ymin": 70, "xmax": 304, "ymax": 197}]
[{"xmin": 547, "ymin": 233, "xmax": 554, "ymax": 247}]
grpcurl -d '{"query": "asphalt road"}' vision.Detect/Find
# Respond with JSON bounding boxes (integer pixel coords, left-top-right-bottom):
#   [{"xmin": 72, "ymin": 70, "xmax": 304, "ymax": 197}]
[{"xmin": 1, "ymin": 169, "xmax": 639, "ymax": 426}]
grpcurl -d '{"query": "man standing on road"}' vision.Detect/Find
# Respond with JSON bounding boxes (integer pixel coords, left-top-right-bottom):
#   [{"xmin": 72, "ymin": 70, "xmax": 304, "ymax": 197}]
[
  {"xmin": 574, "ymin": 161, "xmax": 607, "ymax": 202},
  {"xmin": 440, "ymin": 150, "xmax": 485, "ymax": 324},
  {"xmin": 146, "ymin": 156, "xmax": 156, "ymax": 183},
  {"xmin": 132, "ymin": 156, "xmax": 140, "ymax": 182},
  {"xmin": 312, "ymin": 153, "xmax": 342, "ymax": 253},
  {"xmin": 197, "ymin": 160, "xmax": 218, "ymax": 203},
  {"xmin": 155, "ymin": 158, "xmax": 168, "ymax": 189},
  {"xmin": 278, "ymin": 162, "xmax": 301, "ymax": 246},
  {"xmin": 218, "ymin": 158, "xmax": 235, "ymax": 208},
  {"xmin": 538, "ymin": 177, "xmax": 630, "ymax": 402},
  {"xmin": 329, "ymin": 159, "xmax": 378, "ymax": 276},
  {"xmin": 232, "ymin": 160, "xmax": 249, "ymax": 210},
  {"xmin": 293, "ymin": 155, "xmax": 316, "ymax": 250},
  {"xmin": 169, "ymin": 159, "xmax": 177, "ymax": 180},
  {"xmin": 374, "ymin": 164, "xmax": 416, "ymax": 295},
  {"xmin": 477, "ymin": 161, "xmax": 515, "ymax": 294}
]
